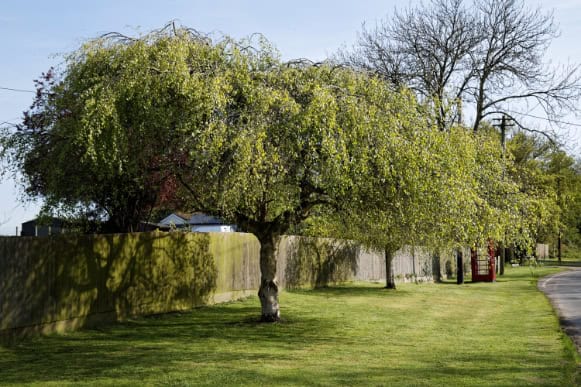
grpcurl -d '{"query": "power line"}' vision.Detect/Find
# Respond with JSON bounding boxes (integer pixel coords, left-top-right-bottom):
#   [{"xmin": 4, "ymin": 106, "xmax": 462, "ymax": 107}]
[
  {"xmin": 0, "ymin": 86, "xmax": 35, "ymax": 93},
  {"xmin": 506, "ymin": 110, "xmax": 581, "ymax": 128},
  {"xmin": 0, "ymin": 120, "xmax": 21, "ymax": 128}
]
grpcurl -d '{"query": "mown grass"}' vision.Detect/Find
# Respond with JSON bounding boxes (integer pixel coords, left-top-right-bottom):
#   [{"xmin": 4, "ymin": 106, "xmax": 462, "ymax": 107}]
[
  {"xmin": 541, "ymin": 246, "xmax": 581, "ymax": 266},
  {"xmin": 0, "ymin": 266, "xmax": 579, "ymax": 386}
]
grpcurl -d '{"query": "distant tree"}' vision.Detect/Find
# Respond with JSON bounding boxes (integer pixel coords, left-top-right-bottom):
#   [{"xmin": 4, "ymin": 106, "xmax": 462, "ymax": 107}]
[
  {"xmin": 563, "ymin": 161, "xmax": 581, "ymax": 252},
  {"xmin": 544, "ymin": 149, "xmax": 580, "ymax": 260},
  {"xmin": 502, "ymin": 132, "xmax": 558, "ymax": 257},
  {"xmin": 303, "ymin": 123, "xmax": 518, "ymax": 289},
  {"xmin": 501, "ymin": 131, "xmax": 581, "ymax": 261},
  {"xmin": 339, "ymin": 0, "xmax": 581, "ymax": 136}
]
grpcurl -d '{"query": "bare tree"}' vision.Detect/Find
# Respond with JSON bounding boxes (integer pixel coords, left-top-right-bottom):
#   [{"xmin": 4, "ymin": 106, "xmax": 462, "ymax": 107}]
[
  {"xmin": 338, "ymin": 0, "xmax": 581, "ymax": 136},
  {"xmin": 469, "ymin": 0, "xmax": 580, "ymax": 134}
]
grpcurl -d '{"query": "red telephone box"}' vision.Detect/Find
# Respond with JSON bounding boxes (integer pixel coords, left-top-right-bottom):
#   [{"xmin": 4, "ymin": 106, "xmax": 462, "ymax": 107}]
[{"xmin": 471, "ymin": 240, "xmax": 496, "ymax": 282}]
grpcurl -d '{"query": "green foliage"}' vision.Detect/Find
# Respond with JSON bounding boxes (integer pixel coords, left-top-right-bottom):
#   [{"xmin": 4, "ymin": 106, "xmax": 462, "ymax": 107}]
[
  {"xmin": 302, "ymin": 123, "xmax": 521, "ymax": 256},
  {"xmin": 1, "ymin": 26, "xmax": 236, "ymax": 231},
  {"xmin": 545, "ymin": 149, "xmax": 581, "ymax": 249},
  {"xmin": 505, "ymin": 132, "xmax": 581, "ymax": 254},
  {"xmin": 174, "ymin": 50, "xmax": 429, "ymax": 244},
  {"xmin": 2, "ymin": 22, "xmax": 578, "ymax": 275},
  {"xmin": 2, "ymin": 24, "xmax": 434, "ymax": 242}
]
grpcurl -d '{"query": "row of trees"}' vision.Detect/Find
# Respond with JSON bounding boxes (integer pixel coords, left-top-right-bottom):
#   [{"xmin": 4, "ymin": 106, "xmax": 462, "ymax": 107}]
[
  {"xmin": 2, "ymin": 1, "xmax": 580, "ymax": 321},
  {"xmin": 507, "ymin": 132, "xmax": 581, "ymax": 260},
  {"xmin": 336, "ymin": 0, "xmax": 581, "ymax": 268}
]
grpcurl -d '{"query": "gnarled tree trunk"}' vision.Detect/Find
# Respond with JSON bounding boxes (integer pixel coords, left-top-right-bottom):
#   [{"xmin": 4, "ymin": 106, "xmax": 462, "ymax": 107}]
[{"xmin": 257, "ymin": 233, "xmax": 280, "ymax": 322}]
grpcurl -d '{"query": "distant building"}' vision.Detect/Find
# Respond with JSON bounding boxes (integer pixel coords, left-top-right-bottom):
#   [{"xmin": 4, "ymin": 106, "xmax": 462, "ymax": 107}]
[
  {"xmin": 21, "ymin": 218, "xmax": 65, "ymax": 237},
  {"xmin": 158, "ymin": 212, "xmax": 236, "ymax": 233}
]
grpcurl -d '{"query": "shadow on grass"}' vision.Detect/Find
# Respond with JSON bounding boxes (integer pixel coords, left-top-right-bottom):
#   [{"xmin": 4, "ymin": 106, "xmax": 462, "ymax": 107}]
[
  {"xmin": 4, "ymin": 315, "xmax": 574, "ymax": 387},
  {"xmin": 435, "ymin": 279, "xmax": 477, "ymax": 285},
  {"xmin": 163, "ymin": 361, "xmax": 579, "ymax": 387},
  {"xmin": 0, "ymin": 276, "xmax": 577, "ymax": 386},
  {"xmin": 0, "ymin": 299, "xmax": 350, "ymax": 385},
  {"xmin": 0, "ymin": 284, "xmax": 412, "ymax": 385},
  {"xmin": 287, "ymin": 283, "xmax": 414, "ymax": 298}
]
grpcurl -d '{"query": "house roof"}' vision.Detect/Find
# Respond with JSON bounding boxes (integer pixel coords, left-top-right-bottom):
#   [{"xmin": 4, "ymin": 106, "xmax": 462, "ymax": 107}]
[
  {"xmin": 158, "ymin": 213, "xmax": 189, "ymax": 226},
  {"xmin": 158, "ymin": 212, "xmax": 227, "ymax": 226},
  {"xmin": 173, "ymin": 212, "xmax": 192, "ymax": 221},
  {"xmin": 21, "ymin": 217, "xmax": 64, "ymax": 227},
  {"xmin": 188, "ymin": 213, "xmax": 224, "ymax": 225}
]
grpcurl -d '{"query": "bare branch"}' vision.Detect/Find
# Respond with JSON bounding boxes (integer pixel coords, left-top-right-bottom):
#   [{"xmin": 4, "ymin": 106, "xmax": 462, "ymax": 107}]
[{"xmin": 338, "ymin": 0, "xmax": 581, "ymax": 137}]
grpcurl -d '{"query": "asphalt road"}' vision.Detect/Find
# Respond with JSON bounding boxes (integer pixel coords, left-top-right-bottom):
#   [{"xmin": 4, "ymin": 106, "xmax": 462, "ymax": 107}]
[{"xmin": 538, "ymin": 268, "xmax": 581, "ymax": 353}]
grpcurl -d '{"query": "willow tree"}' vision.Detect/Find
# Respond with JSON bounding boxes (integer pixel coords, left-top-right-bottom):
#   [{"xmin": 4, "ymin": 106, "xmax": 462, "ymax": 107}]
[
  {"xmin": 304, "ymin": 120, "xmax": 530, "ymax": 288},
  {"xmin": 340, "ymin": 102, "xmax": 467, "ymax": 289},
  {"xmin": 174, "ymin": 47, "xmax": 421, "ymax": 320},
  {"xmin": 2, "ymin": 25, "xmax": 427, "ymax": 321}
]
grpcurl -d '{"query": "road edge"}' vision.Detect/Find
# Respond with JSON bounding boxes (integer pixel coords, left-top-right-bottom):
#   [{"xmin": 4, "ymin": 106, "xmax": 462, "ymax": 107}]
[{"xmin": 538, "ymin": 268, "xmax": 581, "ymax": 357}]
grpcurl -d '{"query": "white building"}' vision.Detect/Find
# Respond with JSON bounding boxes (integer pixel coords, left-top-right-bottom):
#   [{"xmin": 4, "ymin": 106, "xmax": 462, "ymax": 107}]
[{"xmin": 158, "ymin": 212, "xmax": 236, "ymax": 233}]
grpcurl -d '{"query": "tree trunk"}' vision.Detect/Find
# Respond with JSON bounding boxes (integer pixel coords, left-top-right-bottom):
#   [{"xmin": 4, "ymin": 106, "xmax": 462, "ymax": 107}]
[
  {"xmin": 499, "ymin": 243, "xmax": 505, "ymax": 276},
  {"xmin": 257, "ymin": 233, "xmax": 280, "ymax": 322},
  {"xmin": 456, "ymin": 249, "xmax": 464, "ymax": 285},
  {"xmin": 558, "ymin": 230, "xmax": 562, "ymax": 263},
  {"xmin": 472, "ymin": 78, "xmax": 486, "ymax": 132},
  {"xmin": 384, "ymin": 247, "xmax": 396, "ymax": 289}
]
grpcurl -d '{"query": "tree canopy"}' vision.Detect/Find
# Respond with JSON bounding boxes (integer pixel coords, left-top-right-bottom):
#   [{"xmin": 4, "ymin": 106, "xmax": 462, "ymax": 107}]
[{"xmin": 1, "ymin": 27, "xmax": 226, "ymax": 231}]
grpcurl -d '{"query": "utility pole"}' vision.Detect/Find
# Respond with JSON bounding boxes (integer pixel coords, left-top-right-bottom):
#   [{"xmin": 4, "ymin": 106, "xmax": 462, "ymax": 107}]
[
  {"xmin": 499, "ymin": 116, "xmax": 507, "ymax": 276},
  {"xmin": 557, "ymin": 176, "xmax": 562, "ymax": 263},
  {"xmin": 492, "ymin": 115, "xmax": 514, "ymax": 276}
]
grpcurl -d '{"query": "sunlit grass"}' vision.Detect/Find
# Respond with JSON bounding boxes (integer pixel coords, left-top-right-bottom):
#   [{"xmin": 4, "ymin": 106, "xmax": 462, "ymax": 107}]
[{"xmin": 0, "ymin": 266, "xmax": 578, "ymax": 386}]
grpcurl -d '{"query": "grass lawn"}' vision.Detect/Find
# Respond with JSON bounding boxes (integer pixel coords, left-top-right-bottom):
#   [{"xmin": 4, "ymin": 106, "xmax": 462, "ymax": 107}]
[
  {"xmin": 538, "ymin": 244, "xmax": 581, "ymax": 266},
  {"xmin": 1, "ymin": 266, "xmax": 579, "ymax": 386}
]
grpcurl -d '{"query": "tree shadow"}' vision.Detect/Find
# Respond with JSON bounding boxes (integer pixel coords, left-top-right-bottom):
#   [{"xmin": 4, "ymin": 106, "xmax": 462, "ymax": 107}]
[
  {"xmin": 0, "ymin": 296, "xmax": 353, "ymax": 385},
  {"xmin": 0, "ymin": 293, "xmax": 576, "ymax": 386},
  {"xmin": 0, "ymin": 232, "xmax": 217, "ymax": 339},
  {"xmin": 280, "ymin": 236, "xmax": 359, "ymax": 290}
]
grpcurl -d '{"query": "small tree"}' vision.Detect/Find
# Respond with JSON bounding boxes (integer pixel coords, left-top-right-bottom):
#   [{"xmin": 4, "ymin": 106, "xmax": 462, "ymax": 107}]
[
  {"xmin": 543, "ymin": 148, "xmax": 580, "ymax": 260},
  {"xmin": 302, "ymin": 116, "xmax": 516, "ymax": 288},
  {"xmin": 301, "ymin": 92, "xmax": 455, "ymax": 288},
  {"xmin": 353, "ymin": 126, "xmax": 475, "ymax": 289}
]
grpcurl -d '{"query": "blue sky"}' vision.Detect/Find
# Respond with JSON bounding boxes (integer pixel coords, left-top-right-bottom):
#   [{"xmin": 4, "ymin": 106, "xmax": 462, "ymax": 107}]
[{"xmin": 0, "ymin": 0, "xmax": 580, "ymax": 235}]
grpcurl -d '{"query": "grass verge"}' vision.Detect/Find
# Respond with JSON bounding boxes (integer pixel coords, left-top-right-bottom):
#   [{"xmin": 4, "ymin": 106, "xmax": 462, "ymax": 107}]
[{"xmin": 0, "ymin": 266, "xmax": 578, "ymax": 386}]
